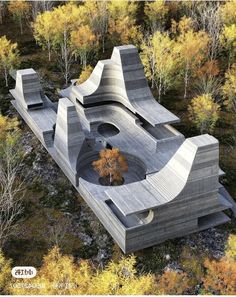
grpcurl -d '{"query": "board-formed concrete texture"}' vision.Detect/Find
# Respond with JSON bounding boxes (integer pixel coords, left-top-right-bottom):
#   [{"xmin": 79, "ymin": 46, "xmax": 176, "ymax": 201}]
[{"xmin": 10, "ymin": 45, "xmax": 236, "ymax": 253}]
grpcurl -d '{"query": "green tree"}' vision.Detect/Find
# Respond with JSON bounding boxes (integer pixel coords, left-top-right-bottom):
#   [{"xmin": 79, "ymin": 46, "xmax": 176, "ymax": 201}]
[
  {"xmin": 141, "ymin": 31, "xmax": 177, "ymax": 102},
  {"xmin": 226, "ymin": 234, "xmax": 236, "ymax": 260},
  {"xmin": 0, "ymin": 36, "xmax": 19, "ymax": 87},
  {"xmin": 221, "ymin": 63, "xmax": 236, "ymax": 112},
  {"xmin": 188, "ymin": 93, "xmax": 220, "ymax": 134}
]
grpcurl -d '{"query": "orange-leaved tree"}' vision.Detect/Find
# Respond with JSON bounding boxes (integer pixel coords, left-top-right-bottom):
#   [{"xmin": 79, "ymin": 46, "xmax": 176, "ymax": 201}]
[{"xmin": 92, "ymin": 148, "xmax": 128, "ymax": 186}]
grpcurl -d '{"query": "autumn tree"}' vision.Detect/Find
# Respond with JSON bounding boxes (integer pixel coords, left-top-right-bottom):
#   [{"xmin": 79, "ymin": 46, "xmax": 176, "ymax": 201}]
[
  {"xmin": 203, "ymin": 257, "xmax": 236, "ymax": 295},
  {"xmin": 83, "ymin": 0, "xmax": 109, "ymax": 53},
  {"xmin": 33, "ymin": 10, "xmax": 56, "ymax": 61},
  {"xmin": 220, "ymin": 24, "xmax": 236, "ymax": 68},
  {"xmin": 108, "ymin": 0, "xmax": 141, "ymax": 46},
  {"xmin": 0, "ymin": 250, "xmax": 11, "ymax": 294},
  {"xmin": 10, "ymin": 246, "xmax": 92, "ymax": 295},
  {"xmin": 77, "ymin": 65, "xmax": 93, "ymax": 85},
  {"xmin": 188, "ymin": 93, "xmax": 220, "ymax": 134},
  {"xmin": 194, "ymin": 60, "xmax": 221, "ymax": 97},
  {"xmin": 194, "ymin": 2, "xmax": 223, "ymax": 60},
  {"xmin": 156, "ymin": 270, "xmax": 191, "ymax": 294},
  {"xmin": 144, "ymin": 0, "xmax": 169, "ymax": 33},
  {"xmin": 0, "ymin": 36, "xmax": 19, "ymax": 87},
  {"xmin": 220, "ymin": 0, "xmax": 236, "ymax": 26},
  {"xmin": 0, "ymin": 116, "xmax": 26, "ymax": 248},
  {"xmin": 10, "ymin": 247, "xmax": 156, "ymax": 295},
  {"xmin": 89, "ymin": 255, "xmax": 156, "ymax": 295},
  {"xmin": 173, "ymin": 17, "xmax": 209, "ymax": 98},
  {"xmin": 93, "ymin": 148, "xmax": 128, "ymax": 186},
  {"xmin": 221, "ymin": 63, "xmax": 236, "ymax": 112},
  {"xmin": 8, "ymin": 0, "xmax": 30, "ymax": 34},
  {"xmin": 226, "ymin": 234, "xmax": 236, "ymax": 260},
  {"xmin": 71, "ymin": 25, "xmax": 97, "ymax": 68},
  {"xmin": 51, "ymin": 3, "xmax": 84, "ymax": 85},
  {"xmin": 141, "ymin": 31, "xmax": 177, "ymax": 102}
]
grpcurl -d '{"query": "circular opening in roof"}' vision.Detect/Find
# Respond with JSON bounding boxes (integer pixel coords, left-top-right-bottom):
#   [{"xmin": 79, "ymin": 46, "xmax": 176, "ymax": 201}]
[{"xmin": 97, "ymin": 123, "xmax": 120, "ymax": 137}]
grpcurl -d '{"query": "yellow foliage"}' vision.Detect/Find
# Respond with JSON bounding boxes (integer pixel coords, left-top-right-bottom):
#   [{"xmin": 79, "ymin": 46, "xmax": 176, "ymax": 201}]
[
  {"xmin": 226, "ymin": 234, "xmax": 236, "ymax": 259},
  {"xmin": 77, "ymin": 65, "xmax": 93, "ymax": 85},
  {"xmin": 9, "ymin": 247, "xmax": 156, "ymax": 295},
  {"xmin": 8, "ymin": 0, "xmax": 30, "ymax": 33},
  {"xmin": 0, "ymin": 36, "xmax": 19, "ymax": 86},
  {"xmin": 222, "ymin": 63, "xmax": 236, "ymax": 112},
  {"xmin": 203, "ymin": 256, "xmax": 236, "ymax": 295},
  {"xmin": 0, "ymin": 250, "xmax": 12, "ymax": 294},
  {"xmin": 71, "ymin": 25, "xmax": 97, "ymax": 67},
  {"xmin": 220, "ymin": 24, "xmax": 236, "ymax": 66},
  {"xmin": 108, "ymin": 0, "xmax": 141, "ymax": 46},
  {"xmin": 93, "ymin": 148, "xmax": 128, "ymax": 185},
  {"xmin": 156, "ymin": 270, "xmax": 191, "ymax": 294},
  {"xmin": 108, "ymin": 0, "xmax": 137, "ymax": 20},
  {"xmin": 89, "ymin": 255, "xmax": 155, "ymax": 295},
  {"xmin": 220, "ymin": 0, "xmax": 236, "ymax": 26},
  {"xmin": 8, "ymin": 0, "xmax": 30, "ymax": 18},
  {"xmin": 188, "ymin": 93, "xmax": 220, "ymax": 134},
  {"xmin": 141, "ymin": 30, "xmax": 177, "ymax": 101},
  {"xmin": 144, "ymin": 0, "xmax": 169, "ymax": 32},
  {"xmin": 0, "ymin": 115, "xmax": 19, "ymax": 142}
]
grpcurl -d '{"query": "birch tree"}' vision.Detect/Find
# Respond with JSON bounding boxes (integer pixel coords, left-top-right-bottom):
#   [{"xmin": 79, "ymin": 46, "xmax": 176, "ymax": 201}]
[
  {"xmin": 0, "ymin": 116, "xmax": 26, "ymax": 248},
  {"xmin": 144, "ymin": 0, "xmax": 169, "ymax": 33},
  {"xmin": 8, "ymin": 0, "xmax": 30, "ymax": 34},
  {"xmin": 83, "ymin": 0, "xmax": 109, "ymax": 53},
  {"xmin": 141, "ymin": 31, "xmax": 176, "ymax": 102},
  {"xmin": 174, "ymin": 17, "xmax": 209, "ymax": 98},
  {"xmin": 33, "ymin": 11, "xmax": 56, "ymax": 61},
  {"xmin": 0, "ymin": 36, "xmax": 19, "ymax": 87},
  {"xmin": 71, "ymin": 25, "xmax": 97, "ymax": 68}
]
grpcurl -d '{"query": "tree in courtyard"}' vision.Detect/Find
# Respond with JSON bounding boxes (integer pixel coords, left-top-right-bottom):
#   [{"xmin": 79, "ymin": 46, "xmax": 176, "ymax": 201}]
[
  {"xmin": 221, "ymin": 63, "xmax": 236, "ymax": 112},
  {"xmin": 188, "ymin": 93, "xmax": 220, "ymax": 134},
  {"xmin": 8, "ymin": 0, "xmax": 30, "ymax": 34},
  {"xmin": 0, "ymin": 36, "xmax": 19, "ymax": 87},
  {"xmin": 71, "ymin": 25, "xmax": 97, "ymax": 68},
  {"xmin": 0, "ymin": 116, "xmax": 26, "ymax": 248},
  {"xmin": 92, "ymin": 148, "xmax": 128, "ymax": 185}
]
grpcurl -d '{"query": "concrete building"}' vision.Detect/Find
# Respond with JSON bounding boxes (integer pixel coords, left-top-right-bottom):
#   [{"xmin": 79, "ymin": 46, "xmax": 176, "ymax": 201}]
[{"xmin": 10, "ymin": 45, "xmax": 236, "ymax": 253}]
